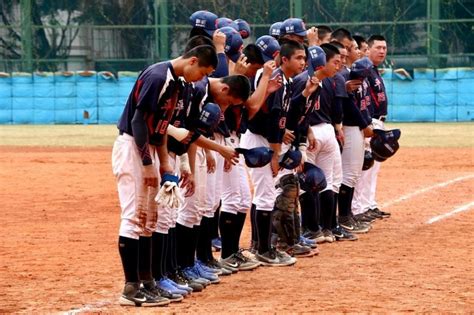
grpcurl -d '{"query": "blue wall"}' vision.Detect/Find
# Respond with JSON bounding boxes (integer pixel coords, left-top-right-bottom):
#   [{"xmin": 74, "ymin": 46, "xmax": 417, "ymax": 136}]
[{"xmin": 0, "ymin": 68, "xmax": 473, "ymax": 124}]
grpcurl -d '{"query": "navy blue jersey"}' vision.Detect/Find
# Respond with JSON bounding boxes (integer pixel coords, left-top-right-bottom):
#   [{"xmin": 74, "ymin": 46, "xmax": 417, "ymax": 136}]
[
  {"xmin": 367, "ymin": 66, "xmax": 388, "ymax": 118},
  {"xmin": 248, "ymin": 68, "xmax": 292, "ymax": 144},
  {"xmin": 225, "ymin": 105, "xmax": 248, "ymax": 136},
  {"xmin": 326, "ymin": 73, "xmax": 347, "ymax": 125},
  {"xmin": 117, "ymin": 61, "xmax": 179, "ymax": 145},
  {"xmin": 340, "ymin": 67, "xmax": 371, "ymax": 129}
]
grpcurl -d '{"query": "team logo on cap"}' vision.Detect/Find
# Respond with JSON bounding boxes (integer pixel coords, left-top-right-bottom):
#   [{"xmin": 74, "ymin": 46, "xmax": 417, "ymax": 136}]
[
  {"xmin": 195, "ymin": 18, "xmax": 206, "ymax": 27},
  {"xmin": 257, "ymin": 40, "xmax": 268, "ymax": 51},
  {"xmin": 199, "ymin": 110, "xmax": 210, "ymax": 122},
  {"xmin": 285, "ymin": 25, "xmax": 295, "ymax": 33},
  {"xmin": 309, "ymin": 48, "xmax": 319, "ymax": 59}
]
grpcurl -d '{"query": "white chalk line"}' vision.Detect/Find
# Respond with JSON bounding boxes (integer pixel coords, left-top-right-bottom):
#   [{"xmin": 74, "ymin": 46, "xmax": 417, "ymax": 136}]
[
  {"xmin": 63, "ymin": 174, "xmax": 474, "ymax": 313},
  {"xmin": 427, "ymin": 201, "xmax": 474, "ymax": 224},
  {"xmin": 381, "ymin": 174, "xmax": 474, "ymax": 209}
]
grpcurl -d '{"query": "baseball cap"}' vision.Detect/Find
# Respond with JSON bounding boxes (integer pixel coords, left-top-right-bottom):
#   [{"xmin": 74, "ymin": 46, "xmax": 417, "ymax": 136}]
[
  {"xmin": 280, "ymin": 18, "xmax": 307, "ymax": 37},
  {"xmin": 255, "ymin": 35, "xmax": 281, "ymax": 62},
  {"xmin": 189, "ymin": 10, "xmax": 218, "ymax": 36},
  {"xmin": 298, "ymin": 162, "xmax": 327, "ymax": 192},
  {"xmin": 234, "ymin": 19, "xmax": 251, "ymax": 39},
  {"xmin": 307, "ymin": 45, "xmax": 326, "ymax": 77},
  {"xmin": 217, "ymin": 17, "xmax": 239, "ymax": 31},
  {"xmin": 218, "ymin": 26, "xmax": 243, "ymax": 63},
  {"xmin": 279, "ymin": 148, "xmax": 302, "ymax": 170},
  {"xmin": 370, "ymin": 128, "xmax": 401, "ymax": 162},
  {"xmin": 349, "ymin": 56, "xmax": 374, "ymax": 80},
  {"xmin": 269, "ymin": 21, "xmax": 283, "ymax": 37},
  {"xmin": 235, "ymin": 147, "xmax": 274, "ymax": 168}
]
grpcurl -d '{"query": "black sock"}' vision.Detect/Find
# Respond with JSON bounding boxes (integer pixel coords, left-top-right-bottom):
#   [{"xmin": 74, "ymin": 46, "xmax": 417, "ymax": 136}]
[
  {"xmin": 151, "ymin": 232, "xmax": 164, "ymax": 280},
  {"xmin": 197, "ymin": 217, "xmax": 210, "ymax": 262},
  {"xmin": 250, "ymin": 204, "xmax": 257, "ymax": 243},
  {"xmin": 138, "ymin": 236, "xmax": 153, "ymax": 281},
  {"xmin": 320, "ymin": 190, "xmax": 335, "ymax": 230},
  {"xmin": 118, "ymin": 236, "xmax": 140, "ymax": 283},
  {"xmin": 210, "ymin": 204, "xmax": 221, "ymax": 240},
  {"xmin": 235, "ymin": 212, "xmax": 247, "ymax": 253},
  {"xmin": 167, "ymin": 228, "xmax": 178, "ymax": 273},
  {"xmin": 190, "ymin": 225, "xmax": 200, "ymax": 267},
  {"xmin": 256, "ymin": 210, "xmax": 272, "ymax": 254},
  {"xmin": 332, "ymin": 192, "xmax": 338, "ymax": 228},
  {"xmin": 300, "ymin": 191, "xmax": 318, "ymax": 232},
  {"xmin": 175, "ymin": 223, "xmax": 190, "ymax": 269},
  {"xmin": 338, "ymin": 184, "xmax": 354, "ymax": 217},
  {"xmin": 219, "ymin": 211, "xmax": 236, "ymax": 259}
]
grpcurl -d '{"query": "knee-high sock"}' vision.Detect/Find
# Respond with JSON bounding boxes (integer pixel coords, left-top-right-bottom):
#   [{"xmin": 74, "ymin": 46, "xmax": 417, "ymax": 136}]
[
  {"xmin": 210, "ymin": 203, "xmax": 221, "ymax": 239},
  {"xmin": 176, "ymin": 223, "xmax": 192, "ymax": 269},
  {"xmin": 197, "ymin": 217, "xmax": 212, "ymax": 263},
  {"xmin": 118, "ymin": 236, "xmax": 139, "ymax": 283},
  {"xmin": 235, "ymin": 212, "xmax": 247, "ymax": 253},
  {"xmin": 256, "ymin": 210, "xmax": 272, "ymax": 254},
  {"xmin": 167, "ymin": 228, "xmax": 178, "ymax": 273},
  {"xmin": 138, "ymin": 236, "xmax": 153, "ymax": 281},
  {"xmin": 151, "ymin": 232, "xmax": 165, "ymax": 280},
  {"xmin": 320, "ymin": 190, "xmax": 335, "ymax": 230},
  {"xmin": 300, "ymin": 191, "xmax": 318, "ymax": 232},
  {"xmin": 219, "ymin": 211, "xmax": 237, "ymax": 259},
  {"xmin": 332, "ymin": 193, "xmax": 338, "ymax": 228},
  {"xmin": 338, "ymin": 184, "xmax": 354, "ymax": 217},
  {"xmin": 250, "ymin": 204, "xmax": 257, "ymax": 243}
]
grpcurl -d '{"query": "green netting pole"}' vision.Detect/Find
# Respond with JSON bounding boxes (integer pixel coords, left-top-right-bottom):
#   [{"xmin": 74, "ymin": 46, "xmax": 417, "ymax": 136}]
[
  {"xmin": 427, "ymin": 0, "xmax": 440, "ymax": 68},
  {"xmin": 157, "ymin": 0, "xmax": 169, "ymax": 60},
  {"xmin": 290, "ymin": 0, "xmax": 303, "ymax": 18},
  {"xmin": 154, "ymin": 0, "xmax": 159, "ymax": 62},
  {"xmin": 20, "ymin": 0, "xmax": 33, "ymax": 72}
]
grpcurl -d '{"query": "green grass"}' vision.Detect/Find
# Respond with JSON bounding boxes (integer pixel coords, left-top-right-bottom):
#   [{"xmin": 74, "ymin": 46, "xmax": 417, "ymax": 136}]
[{"xmin": 0, "ymin": 123, "xmax": 472, "ymax": 148}]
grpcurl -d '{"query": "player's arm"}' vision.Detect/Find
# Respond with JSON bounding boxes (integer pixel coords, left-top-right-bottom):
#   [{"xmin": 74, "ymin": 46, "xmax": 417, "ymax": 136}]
[
  {"xmin": 157, "ymin": 135, "xmax": 173, "ymax": 175},
  {"xmin": 194, "ymin": 136, "xmax": 238, "ymax": 165},
  {"xmin": 245, "ymin": 61, "xmax": 277, "ymax": 119},
  {"xmin": 211, "ymin": 30, "xmax": 229, "ymax": 78},
  {"xmin": 131, "ymin": 108, "xmax": 157, "ymax": 187}
]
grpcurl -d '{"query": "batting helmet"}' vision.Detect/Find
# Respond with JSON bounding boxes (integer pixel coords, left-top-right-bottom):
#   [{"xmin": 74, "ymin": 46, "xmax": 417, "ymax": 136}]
[
  {"xmin": 189, "ymin": 10, "xmax": 218, "ymax": 36},
  {"xmin": 362, "ymin": 150, "xmax": 375, "ymax": 170},
  {"xmin": 370, "ymin": 129, "xmax": 401, "ymax": 162},
  {"xmin": 349, "ymin": 56, "xmax": 373, "ymax": 80},
  {"xmin": 298, "ymin": 162, "xmax": 327, "ymax": 192},
  {"xmin": 279, "ymin": 148, "xmax": 302, "ymax": 170},
  {"xmin": 218, "ymin": 26, "xmax": 243, "ymax": 63},
  {"xmin": 235, "ymin": 147, "xmax": 274, "ymax": 168},
  {"xmin": 234, "ymin": 19, "xmax": 251, "ymax": 39},
  {"xmin": 307, "ymin": 45, "xmax": 326, "ymax": 77}
]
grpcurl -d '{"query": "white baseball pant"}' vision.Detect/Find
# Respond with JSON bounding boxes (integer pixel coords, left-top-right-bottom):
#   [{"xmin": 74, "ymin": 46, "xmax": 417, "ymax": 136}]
[
  {"xmin": 204, "ymin": 133, "xmax": 225, "ymax": 218},
  {"xmin": 341, "ymin": 126, "xmax": 365, "ymax": 188}
]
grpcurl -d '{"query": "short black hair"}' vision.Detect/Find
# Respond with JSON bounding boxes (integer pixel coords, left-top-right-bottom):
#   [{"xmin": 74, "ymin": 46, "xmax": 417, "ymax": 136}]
[
  {"xmin": 367, "ymin": 34, "xmax": 387, "ymax": 47},
  {"xmin": 242, "ymin": 44, "xmax": 265, "ymax": 65},
  {"xmin": 189, "ymin": 27, "xmax": 212, "ymax": 39},
  {"xmin": 184, "ymin": 35, "xmax": 215, "ymax": 53},
  {"xmin": 280, "ymin": 40, "xmax": 305, "ymax": 60},
  {"xmin": 316, "ymin": 25, "xmax": 332, "ymax": 40},
  {"xmin": 320, "ymin": 43, "xmax": 340, "ymax": 61},
  {"xmin": 329, "ymin": 40, "xmax": 344, "ymax": 50},
  {"xmin": 353, "ymin": 35, "xmax": 367, "ymax": 48},
  {"xmin": 183, "ymin": 45, "xmax": 218, "ymax": 69},
  {"xmin": 221, "ymin": 75, "xmax": 251, "ymax": 102},
  {"xmin": 331, "ymin": 28, "xmax": 353, "ymax": 42}
]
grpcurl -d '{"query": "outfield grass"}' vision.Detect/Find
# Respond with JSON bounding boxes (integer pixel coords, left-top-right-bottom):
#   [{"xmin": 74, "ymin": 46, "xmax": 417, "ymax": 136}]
[{"xmin": 0, "ymin": 123, "xmax": 472, "ymax": 148}]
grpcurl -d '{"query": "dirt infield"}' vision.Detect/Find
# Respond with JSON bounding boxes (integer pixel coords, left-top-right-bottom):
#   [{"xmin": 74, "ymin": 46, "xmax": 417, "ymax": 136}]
[{"xmin": 0, "ymin": 145, "xmax": 473, "ymax": 313}]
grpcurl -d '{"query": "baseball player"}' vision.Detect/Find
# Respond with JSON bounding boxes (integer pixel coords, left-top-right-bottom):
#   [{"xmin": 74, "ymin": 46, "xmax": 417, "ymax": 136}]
[
  {"xmin": 240, "ymin": 39, "xmax": 306, "ymax": 266},
  {"xmin": 353, "ymin": 35, "xmax": 369, "ymax": 57},
  {"xmin": 352, "ymin": 35, "xmax": 391, "ymax": 221},
  {"xmin": 279, "ymin": 18, "xmax": 318, "ymax": 46},
  {"xmin": 112, "ymin": 44, "xmax": 218, "ymax": 306}
]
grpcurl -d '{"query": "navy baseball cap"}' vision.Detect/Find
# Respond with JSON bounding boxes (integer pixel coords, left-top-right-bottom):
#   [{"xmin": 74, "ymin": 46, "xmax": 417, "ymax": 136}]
[
  {"xmin": 236, "ymin": 147, "xmax": 274, "ymax": 168},
  {"xmin": 269, "ymin": 21, "xmax": 283, "ymax": 37},
  {"xmin": 234, "ymin": 19, "xmax": 251, "ymax": 39},
  {"xmin": 189, "ymin": 10, "xmax": 218, "ymax": 36},
  {"xmin": 370, "ymin": 128, "xmax": 401, "ymax": 162},
  {"xmin": 218, "ymin": 26, "xmax": 243, "ymax": 63},
  {"xmin": 307, "ymin": 45, "xmax": 326, "ymax": 77},
  {"xmin": 255, "ymin": 35, "xmax": 281, "ymax": 62},
  {"xmin": 217, "ymin": 17, "xmax": 239, "ymax": 31},
  {"xmin": 195, "ymin": 102, "xmax": 221, "ymax": 138},
  {"xmin": 280, "ymin": 18, "xmax": 307, "ymax": 37},
  {"xmin": 279, "ymin": 148, "xmax": 302, "ymax": 170},
  {"xmin": 298, "ymin": 162, "xmax": 327, "ymax": 192},
  {"xmin": 349, "ymin": 56, "xmax": 374, "ymax": 80}
]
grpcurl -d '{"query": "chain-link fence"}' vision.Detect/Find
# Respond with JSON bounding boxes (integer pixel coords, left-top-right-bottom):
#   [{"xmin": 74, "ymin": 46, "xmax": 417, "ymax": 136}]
[{"xmin": 1, "ymin": 0, "xmax": 473, "ymax": 73}]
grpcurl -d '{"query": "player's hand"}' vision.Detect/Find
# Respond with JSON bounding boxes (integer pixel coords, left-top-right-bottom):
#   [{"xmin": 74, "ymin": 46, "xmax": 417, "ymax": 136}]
[
  {"xmin": 180, "ymin": 171, "xmax": 195, "ymax": 197},
  {"xmin": 363, "ymin": 125, "xmax": 374, "ymax": 137},
  {"xmin": 213, "ymin": 30, "xmax": 226, "ymax": 53},
  {"xmin": 267, "ymin": 74, "xmax": 283, "ymax": 94},
  {"xmin": 283, "ymin": 129, "xmax": 296, "ymax": 145},
  {"xmin": 307, "ymin": 130, "xmax": 317, "ymax": 152},
  {"xmin": 303, "ymin": 75, "xmax": 320, "ymax": 97},
  {"xmin": 262, "ymin": 60, "xmax": 277, "ymax": 77},
  {"xmin": 270, "ymin": 156, "xmax": 280, "ymax": 177},
  {"xmin": 218, "ymin": 146, "xmax": 239, "ymax": 165},
  {"xmin": 335, "ymin": 128, "xmax": 345, "ymax": 146},
  {"xmin": 232, "ymin": 54, "xmax": 250, "ymax": 75},
  {"xmin": 143, "ymin": 164, "xmax": 158, "ymax": 187},
  {"xmin": 299, "ymin": 144, "xmax": 308, "ymax": 165},
  {"xmin": 224, "ymin": 159, "xmax": 232, "ymax": 172},
  {"xmin": 345, "ymin": 79, "xmax": 362, "ymax": 92},
  {"xmin": 205, "ymin": 150, "xmax": 216, "ymax": 173},
  {"xmin": 306, "ymin": 27, "xmax": 318, "ymax": 46}
]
